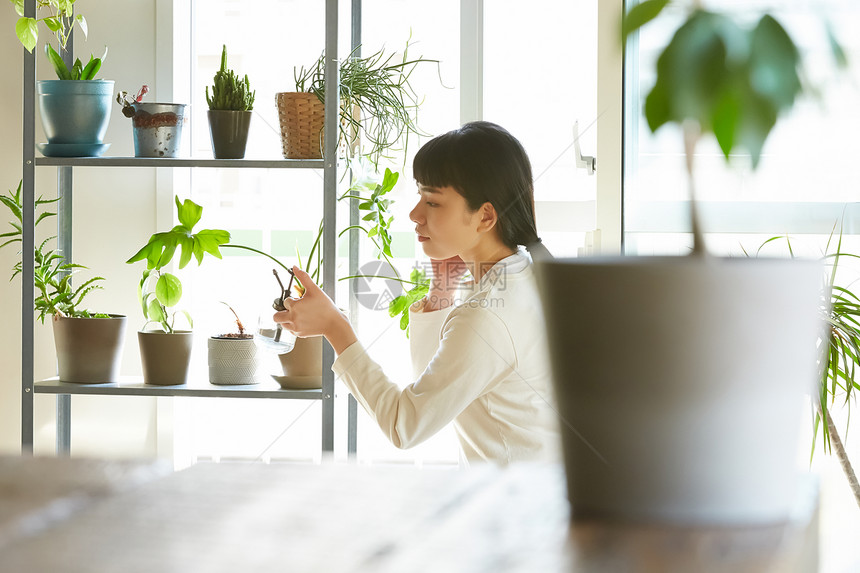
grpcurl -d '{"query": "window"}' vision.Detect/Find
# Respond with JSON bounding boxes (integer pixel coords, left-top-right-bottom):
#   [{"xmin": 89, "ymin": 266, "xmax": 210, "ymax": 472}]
[
  {"xmin": 170, "ymin": 0, "xmax": 599, "ymax": 466},
  {"xmin": 624, "ymin": 0, "xmax": 860, "ymax": 259}
]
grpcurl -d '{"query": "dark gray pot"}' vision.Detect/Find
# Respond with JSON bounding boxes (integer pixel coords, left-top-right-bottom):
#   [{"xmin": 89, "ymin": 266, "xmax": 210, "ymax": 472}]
[
  {"xmin": 207, "ymin": 110, "xmax": 252, "ymax": 159},
  {"xmin": 52, "ymin": 314, "xmax": 127, "ymax": 383},
  {"xmin": 38, "ymin": 79, "xmax": 114, "ymax": 144},
  {"xmin": 138, "ymin": 330, "xmax": 193, "ymax": 386}
]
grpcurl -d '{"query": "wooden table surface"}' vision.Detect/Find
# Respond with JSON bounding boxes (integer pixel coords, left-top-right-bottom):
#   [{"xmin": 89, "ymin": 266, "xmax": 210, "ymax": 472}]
[{"xmin": 0, "ymin": 456, "xmax": 817, "ymax": 572}]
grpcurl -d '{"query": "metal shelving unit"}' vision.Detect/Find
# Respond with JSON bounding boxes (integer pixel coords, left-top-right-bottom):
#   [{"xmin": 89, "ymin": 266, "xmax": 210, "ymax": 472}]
[{"xmin": 20, "ymin": 0, "xmax": 353, "ymax": 458}]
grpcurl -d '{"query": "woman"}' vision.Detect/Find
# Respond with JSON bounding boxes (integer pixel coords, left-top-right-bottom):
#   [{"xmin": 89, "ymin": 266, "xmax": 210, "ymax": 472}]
[{"xmin": 275, "ymin": 121, "xmax": 560, "ymax": 465}]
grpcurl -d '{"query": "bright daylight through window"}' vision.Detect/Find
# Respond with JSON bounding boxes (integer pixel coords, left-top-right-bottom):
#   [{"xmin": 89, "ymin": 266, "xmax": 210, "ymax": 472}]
[{"xmin": 174, "ymin": 0, "xmax": 597, "ymax": 466}]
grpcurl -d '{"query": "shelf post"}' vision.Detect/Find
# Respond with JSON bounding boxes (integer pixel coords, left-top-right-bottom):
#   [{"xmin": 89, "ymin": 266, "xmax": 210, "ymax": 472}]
[
  {"xmin": 21, "ymin": 0, "xmax": 36, "ymax": 455},
  {"xmin": 346, "ymin": 0, "xmax": 362, "ymax": 460},
  {"xmin": 55, "ymin": 10, "xmax": 75, "ymax": 456},
  {"xmin": 321, "ymin": 0, "xmax": 340, "ymax": 455}
]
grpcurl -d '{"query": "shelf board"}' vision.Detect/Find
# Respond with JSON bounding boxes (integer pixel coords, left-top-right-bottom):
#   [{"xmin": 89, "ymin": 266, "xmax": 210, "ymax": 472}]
[
  {"xmin": 35, "ymin": 377, "xmax": 323, "ymax": 399},
  {"xmin": 34, "ymin": 156, "xmax": 325, "ymax": 169}
]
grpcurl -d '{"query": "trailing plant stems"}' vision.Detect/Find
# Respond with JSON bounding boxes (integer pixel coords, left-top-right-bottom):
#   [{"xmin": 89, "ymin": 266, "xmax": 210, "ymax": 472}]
[{"xmin": 220, "ymin": 244, "xmax": 292, "ymax": 275}]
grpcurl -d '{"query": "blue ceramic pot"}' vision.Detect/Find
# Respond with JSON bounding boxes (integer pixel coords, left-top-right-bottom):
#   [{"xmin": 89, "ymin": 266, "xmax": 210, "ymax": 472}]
[{"xmin": 37, "ymin": 79, "xmax": 114, "ymax": 144}]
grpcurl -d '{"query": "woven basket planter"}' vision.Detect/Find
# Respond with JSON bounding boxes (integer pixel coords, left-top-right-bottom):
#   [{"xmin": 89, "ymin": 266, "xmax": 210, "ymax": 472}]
[{"xmin": 275, "ymin": 92, "xmax": 325, "ymax": 159}]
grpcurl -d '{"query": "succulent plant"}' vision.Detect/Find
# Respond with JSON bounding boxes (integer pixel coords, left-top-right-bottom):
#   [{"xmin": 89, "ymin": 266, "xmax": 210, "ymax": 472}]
[{"xmin": 206, "ymin": 44, "xmax": 255, "ymax": 111}]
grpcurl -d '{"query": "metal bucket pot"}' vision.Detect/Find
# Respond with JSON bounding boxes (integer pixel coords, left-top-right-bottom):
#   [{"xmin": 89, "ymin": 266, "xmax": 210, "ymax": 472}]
[{"xmin": 131, "ymin": 102, "xmax": 188, "ymax": 158}]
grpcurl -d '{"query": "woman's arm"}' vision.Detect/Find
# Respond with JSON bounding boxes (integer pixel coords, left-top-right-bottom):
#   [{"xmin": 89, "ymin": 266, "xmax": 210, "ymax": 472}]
[{"xmin": 333, "ymin": 305, "xmax": 516, "ymax": 449}]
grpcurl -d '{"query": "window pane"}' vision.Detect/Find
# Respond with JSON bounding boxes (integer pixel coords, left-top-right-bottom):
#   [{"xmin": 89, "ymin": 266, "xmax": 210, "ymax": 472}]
[
  {"xmin": 624, "ymin": 1, "xmax": 860, "ymax": 257},
  {"xmin": 183, "ymin": 0, "xmax": 461, "ymax": 465},
  {"xmin": 484, "ymin": 0, "xmax": 598, "ymax": 257}
]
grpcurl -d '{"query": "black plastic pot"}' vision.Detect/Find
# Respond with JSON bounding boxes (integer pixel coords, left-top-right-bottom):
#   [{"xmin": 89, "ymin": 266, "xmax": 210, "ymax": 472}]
[{"xmin": 207, "ymin": 110, "xmax": 252, "ymax": 159}]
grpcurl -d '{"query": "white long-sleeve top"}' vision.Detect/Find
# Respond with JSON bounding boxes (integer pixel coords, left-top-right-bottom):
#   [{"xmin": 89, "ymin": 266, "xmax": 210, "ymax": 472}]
[{"xmin": 331, "ymin": 250, "xmax": 561, "ymax": 465}]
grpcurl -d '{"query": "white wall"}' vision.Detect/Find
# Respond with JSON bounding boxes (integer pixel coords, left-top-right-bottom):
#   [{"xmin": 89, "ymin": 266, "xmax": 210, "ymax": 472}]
[{"xmin": 0, "ymin": 0, "xmax": 162, "ymax": 457}]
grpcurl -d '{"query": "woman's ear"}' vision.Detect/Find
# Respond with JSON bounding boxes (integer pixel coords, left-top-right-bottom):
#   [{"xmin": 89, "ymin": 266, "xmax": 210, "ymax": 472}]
[{"xmin": 477, "ymin": 202, "xmax": 499, "ymax": 233}]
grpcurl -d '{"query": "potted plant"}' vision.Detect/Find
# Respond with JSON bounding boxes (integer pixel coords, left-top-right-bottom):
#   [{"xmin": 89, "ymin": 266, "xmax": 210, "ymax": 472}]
[
  {"xmin": 205, "ymin": 44, "xmax": 255, "ymax": 159},
  {"xmin": 751, "ymin": 231, "xmax": 860, "ymax": 508},
  {"xmin": 208, "ymin": 302, "xmax": 258, "ymax": 386},
  {"xmin": 11, "ymin": 0, "xmax": 113, "ymax": 157},
  {"xmin": 129, "ymin": 196, "xmax": 304, "ymax": 385},
  {"xmin": 537, "ymin": 3, "xmax": 839, "ymax": 524},
  {"xmin": 1, "ymin": 181, "xmax": 126, "ymax": 383},
  {"xmin": 127, "ymin": 197, "xmax": 229, "ymax": 385},
  {"xmin": 276, "ymin": 38, "xmax": 437, "ymax": 162},
  {"xmin": 116, "ymin": 85, "xmax": 189, "ymax": 158}
]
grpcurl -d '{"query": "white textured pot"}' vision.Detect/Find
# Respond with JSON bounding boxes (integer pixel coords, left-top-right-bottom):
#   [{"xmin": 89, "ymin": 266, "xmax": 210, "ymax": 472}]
[
  {"xmin": 537, "ymin": 256, "xmax": 824, "ymax": 524},
  {"xmin": 208, "ymin": 336, "xmax": 259, "ymax": 385}
]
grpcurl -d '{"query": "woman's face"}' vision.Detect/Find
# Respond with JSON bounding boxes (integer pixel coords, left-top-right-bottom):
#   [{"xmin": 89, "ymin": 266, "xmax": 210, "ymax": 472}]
[{"xmin": 409, "ymin": 184, "xmax": 484, "ymax": 260}]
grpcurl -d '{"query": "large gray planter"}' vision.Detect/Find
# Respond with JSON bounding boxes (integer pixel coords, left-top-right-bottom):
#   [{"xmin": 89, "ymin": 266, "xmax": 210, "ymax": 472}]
[
  {"xmin": 208, "ymin": 336, "xmax": 259, "ymax": 385},
  {"xmin": 537, "ymin": 256, "xmax": 823, "ymax": 524},
  {"xmin": 38, "ymin": 79, "xmax": 114, "ymax": 145},
  {"xmin": 138, "ymin": 330, "xmax": 193, "ymax": 386},
  {"xmin": 52, "ymin": 314, "xmax": 126, "ymax": 383}
]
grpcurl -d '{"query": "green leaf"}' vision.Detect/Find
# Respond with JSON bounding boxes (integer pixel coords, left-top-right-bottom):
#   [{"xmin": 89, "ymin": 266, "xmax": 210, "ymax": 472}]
[
  {"xmin": 72, "ymin": 58, "xmax": 83, "ymax": 80},
  {"xmin": 44, "ymin": 43, "xmax": 71, "ymax": 80},
  {"xmin": 194, "ymin": 229, "xmax": 230, "ymax": 260},
  {"xmin": 711, "ymin": 89, "xmax": 740, "ymax": 159},
  {"xmin": 81, "ymin": 55, "xmax": 101, "ymax": 80},
  {"xmin": 155, "ymin": 272, "xmax": 182, "ymax": 307},
  {"xmin": 643, "ymin": 81, "xmax": 671, "ymax": 132},
  {"xmin": 15, "ymin": 17, "xmax": 37, "ymax": 52},
  {"xmin": 175, "ymin": 197, "xmax": 203, "ymax": 229},
  {"xmin": 11, "ymin": 0, "xmax": 24, "ymax": 17},
  {"xmin": 381, "ymin": 168, "xmax": 399, "ymax": 191},
  {"xmin": 146, "ymin": 298, "xmax": 167, "ymax": 325},
  {"xmin": 826, "ymin": 21, "xmax": 848, "ymax": 69},
  {"xmin": 748, "ymin": 15, "xmax": 801, "ymax": 110},
  {"xmin": 156, "ymin": 234, "xmax": 179, "ymax": 269},
  {"xmin": 75, "ymin": 14, "xmax": 87, "ymax": 38},
  {"xmin": 622, "ymin": 0, "xmax": 670, "ymax": 41},
  {"xmin": 43, "ymin": 17, "xmax": 62, "ymax": 33},
  {"xmin": 177, "ymin": 235, "xmax": 194, "ymax": 268},
  {"xmin": 177, "ymin": 309, "xmax": 193, "ymax": 329}
]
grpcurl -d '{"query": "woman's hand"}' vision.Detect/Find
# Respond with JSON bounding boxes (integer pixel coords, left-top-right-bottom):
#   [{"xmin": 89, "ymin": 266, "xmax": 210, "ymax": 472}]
[
  {"xmin": 421, "ymin": 255, "xmax": 467, "ymax": 312},
  {"xmin": 273, "ymin": 266, "xmax": 357, "ymax": 355}
]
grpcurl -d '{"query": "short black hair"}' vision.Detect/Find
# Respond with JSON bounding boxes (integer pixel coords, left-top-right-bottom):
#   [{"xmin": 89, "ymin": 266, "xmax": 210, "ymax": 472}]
[{"xmin": 413, "ymin": 121, "xmax": 539, "ymax": 250}]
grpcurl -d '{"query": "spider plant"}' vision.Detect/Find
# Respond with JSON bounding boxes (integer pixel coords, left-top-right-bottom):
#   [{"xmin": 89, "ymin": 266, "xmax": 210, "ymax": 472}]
[
  {"xmin": 750, "ymin": 230, "xmax": 860, "ymax": 508},
  {"xmin": 294, "ymin": 37, "xmax": 439, "ymax": 166}
]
